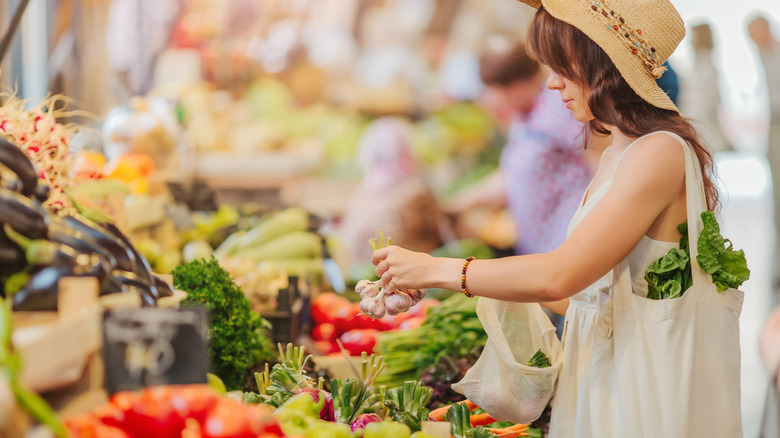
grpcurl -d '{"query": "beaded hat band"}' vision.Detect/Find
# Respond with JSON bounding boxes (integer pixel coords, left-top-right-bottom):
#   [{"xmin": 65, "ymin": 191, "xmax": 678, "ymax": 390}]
[{"xmin": 515, "ymin": 0, "xmax": 684, "ymax": 112}]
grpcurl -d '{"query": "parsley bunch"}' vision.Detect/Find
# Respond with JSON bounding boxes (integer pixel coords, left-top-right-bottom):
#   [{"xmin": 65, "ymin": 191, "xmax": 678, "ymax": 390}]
[{"xmin": 173, "ymin": 257, "xmax": 275, "ymax": 390}]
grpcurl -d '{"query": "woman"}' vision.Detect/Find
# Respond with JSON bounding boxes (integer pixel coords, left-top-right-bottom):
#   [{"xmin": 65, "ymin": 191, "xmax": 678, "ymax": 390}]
[{"xmin": 371, "ymin": 0, "xmax": 743, "ymax": 436}]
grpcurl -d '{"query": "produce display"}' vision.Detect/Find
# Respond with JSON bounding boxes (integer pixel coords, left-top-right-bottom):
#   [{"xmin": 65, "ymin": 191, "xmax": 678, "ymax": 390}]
[
  {"xmin": 310, "ymin": 292, "xmax": 434, "ymax": 356},
  {"xmin": 376, "ymin": 294, "xmax": 486, "ymax": 392},
  {"xmin": 65, "ymin": 384, "xmax": 285, "ymax": 438},
  {"xmin": 172, "ymin": 257, "xmax": 275, "ymax": 391},
  {"xmin": 239, "ymin": 344, "xmax": 534, "ymax": 438},
  {"xmin": 0, "ymin": 137, "xmax": 172, "ymax": 309},
  {"xmin": 644, "ymin": 211, "xmax": 750, "ymax": 299}
]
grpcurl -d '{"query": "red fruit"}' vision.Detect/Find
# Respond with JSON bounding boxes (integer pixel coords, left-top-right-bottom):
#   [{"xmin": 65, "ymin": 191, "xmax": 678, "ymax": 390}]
[
  {"xmin": 311, "ymin": 322, "xmax": 337, "ymax": 342},
  {"xmin": 339, "ymin": 329, "xmax": 379, "ymax": 356},
  {"xmin": 66, "ymin": 414, "xmax": 133, "ymax": 438},
  {"xmin": 202, "ymin": 398, "xmax": 256, "ymax": 438},
  {"xmin": 311, "ymin": 293, "xmax": 350, "ymax": 325},
  {"xmin": 119, "ymin": 387, "xmax": 186, "ymax": 438},
  {"xmin": 170, "ymin": 385, "xmax": 219, "ymax": 423}
]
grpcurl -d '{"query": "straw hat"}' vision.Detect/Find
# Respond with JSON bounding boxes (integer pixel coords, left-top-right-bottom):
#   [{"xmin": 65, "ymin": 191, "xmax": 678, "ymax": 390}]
[{"xmin": 516, "ymin": 0, "xmax": 684, "ymax": 112}]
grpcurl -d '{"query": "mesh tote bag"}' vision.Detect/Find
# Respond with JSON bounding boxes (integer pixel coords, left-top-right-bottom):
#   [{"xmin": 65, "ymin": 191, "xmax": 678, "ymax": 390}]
[{"xmin": 452, "ymin": 298, "xmax": 562, "ymax": 423}]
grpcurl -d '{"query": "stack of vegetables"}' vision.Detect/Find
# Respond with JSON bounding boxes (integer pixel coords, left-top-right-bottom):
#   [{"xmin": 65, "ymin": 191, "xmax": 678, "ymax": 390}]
[
  {"xmin": 240, "ymin": 344, "xmax": 533, "ymax": 438},
  {"xmin": 376, "ymin": 294, "xmax": 487, "ymax": 398},
  {"xmin": 310, "ymin": 292, "xmax": 434, "ymax": 356},
  {"xmin": 172, "ymin": 257, "xmax": 275, "ymax": 391},
  {"xmin": 65, "ymin": 384, "xmax": 285, "ymax": 438},
  {"xmin": 0, "ymin": 137, "xmax": 172, "ymax": 309}
]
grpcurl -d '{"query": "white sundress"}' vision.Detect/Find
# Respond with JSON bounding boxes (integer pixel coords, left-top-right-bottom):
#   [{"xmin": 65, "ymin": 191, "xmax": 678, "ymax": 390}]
[{"xmin": 548, "ymin": 131, "xmax": 744, "ymax": 437}]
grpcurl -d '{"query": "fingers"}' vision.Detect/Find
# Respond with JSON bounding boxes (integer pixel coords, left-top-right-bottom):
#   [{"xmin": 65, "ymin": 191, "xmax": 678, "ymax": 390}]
[
  {"xmin": 371, "ymin": 247, "xmax": 389, "ymax": 265},
  {"xmin": 375, "ymin": 260, "xmax": 389, "ymax": 278}
]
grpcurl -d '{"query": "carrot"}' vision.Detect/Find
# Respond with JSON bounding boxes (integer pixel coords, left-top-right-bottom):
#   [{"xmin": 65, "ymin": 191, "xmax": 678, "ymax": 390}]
[
  {"xmin": 485, "ymin": 428, "xmax": 524, "ymax": 438},
  {"xmin": 428, "ymin": 404, "xmax": 452, "ymax": 421},
  {"xmin": 506, "ymin": 423, "xmax": 530, "ymax": 431},
  {"xmin": 469, "ymin": 413, "xmax": 497, "ymax": 427},
  {"xmin": 429, "ymin": 399, "xmax": 479, "ymax": 421}
]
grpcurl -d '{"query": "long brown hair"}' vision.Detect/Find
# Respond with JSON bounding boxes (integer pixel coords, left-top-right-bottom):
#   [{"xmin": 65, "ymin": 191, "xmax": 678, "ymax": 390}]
[{"xmin": 527, "ymin": 7, "xmax": 719, "ymax": 210}]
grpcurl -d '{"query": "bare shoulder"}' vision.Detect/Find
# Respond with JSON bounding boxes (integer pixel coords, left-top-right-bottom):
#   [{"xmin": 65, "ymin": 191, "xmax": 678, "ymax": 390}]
[{"xmin": 615, "ymin": 132, "xmax": 686, "ymax": 185}]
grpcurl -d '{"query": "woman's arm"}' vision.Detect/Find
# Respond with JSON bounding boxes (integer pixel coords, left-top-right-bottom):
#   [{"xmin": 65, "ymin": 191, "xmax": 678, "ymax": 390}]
[
  {"xmin": 373, "ymin": 134, "xmax": 686, "ymax": 302},
  {"xmin": 540, "ymin": 299, "xmax": 569, "ymax": 316}
]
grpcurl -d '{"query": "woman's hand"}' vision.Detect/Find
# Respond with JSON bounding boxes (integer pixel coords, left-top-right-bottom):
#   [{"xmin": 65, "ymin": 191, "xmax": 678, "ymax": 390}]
[{"xmin": 372, "ymin": 245, "xmax": 462, "ymax": 292}]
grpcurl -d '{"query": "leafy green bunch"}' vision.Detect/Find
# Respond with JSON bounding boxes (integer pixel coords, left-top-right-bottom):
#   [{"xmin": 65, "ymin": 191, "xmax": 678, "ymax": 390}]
[{"xmin": 172, "ymin": 256, "xmax": 275, "ymax": 390}]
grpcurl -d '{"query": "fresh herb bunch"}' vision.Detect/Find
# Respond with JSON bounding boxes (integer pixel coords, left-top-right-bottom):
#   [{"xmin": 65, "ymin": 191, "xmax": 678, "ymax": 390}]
[
  {"xmin": 444, "ymin": 402, "xmax": 497, "ymax": 438},
  {"xmin": 526, "ymin": 349, "xmax": 552, "ymax": 369},
  {"xmin": 172, "ymin": 256, "xmax": 275, "ymax": 390},
  {"xmin": 382, "ymin": 381, "xmax": 433, "ymax": 431},
  {"xmin": 644, "ymin": 211, "xmax": 750, "ymax": 300}
]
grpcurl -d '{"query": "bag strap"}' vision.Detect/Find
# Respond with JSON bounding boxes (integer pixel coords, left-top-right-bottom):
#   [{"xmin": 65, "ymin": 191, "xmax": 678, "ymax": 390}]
[{"xmin": 671, "ymin": 131, "xmax": 711, "ymax": 288}]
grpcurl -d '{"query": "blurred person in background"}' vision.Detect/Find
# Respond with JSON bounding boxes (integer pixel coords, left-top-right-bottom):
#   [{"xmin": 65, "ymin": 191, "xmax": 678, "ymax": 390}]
[
  {"xmin": 106, "ymin": 0, "xmax": 179, "ymax": 97},
  {"xmin": 680, "ymin": 23, "xmax": 733, "ymax": 153},
  {"xmin": 338, "ymin": 117, "xmax": 443, "ymax": 271},
  {"xmin": 449, "ymin": 39, "xmax": 600, "ymax": 257},
  {"xmin": 749, "ymin": 14, "xmax": 780, "ymax": 286}
]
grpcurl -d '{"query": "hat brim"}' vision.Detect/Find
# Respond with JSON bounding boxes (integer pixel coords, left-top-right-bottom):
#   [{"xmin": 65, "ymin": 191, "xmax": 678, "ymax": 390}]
[{"xmin": 516, "ymin": 0, "xmax": 678, "ymax": 113}]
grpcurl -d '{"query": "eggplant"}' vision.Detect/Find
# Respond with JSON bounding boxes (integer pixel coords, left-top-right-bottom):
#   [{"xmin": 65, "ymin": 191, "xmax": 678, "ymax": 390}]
[
  {"xmin": 102, "ymin": 222, "xmax": 154, "ymax": 284},
  {"xmin": 111, "ymin": 271, "xmax": 158, "ymax": 307},
  {"xmin": 0, "ymin": 188, "xmax": 48, "ymax": 239},
  {"xmin": 12, "ymin": 251, "xmax": 111, "ymax": 311},
  {"xmin": 0, "ymin": 138, "xmax": 38, "ymax": 197},
  {"xmin": 153, "ymin": 275, "xmax": 174, "ymax": 298},
  {"xmin": 47, "ymin": 217, "xmax": 119, "ymax": 269},
  {"xmin": 60, "ymin": 216, "xmax": 136, "ymax": 273},
  {"xmin": 33, "ymin": 184, "xmax": 51, "ymax": 202}
]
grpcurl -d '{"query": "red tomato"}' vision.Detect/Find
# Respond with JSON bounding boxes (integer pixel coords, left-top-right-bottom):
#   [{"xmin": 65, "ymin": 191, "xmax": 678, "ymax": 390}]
[
  {"xmin": 311, "ymin": 293, "xmax": 350, "ymax": 325},
  {"xmin": 66, "ymin": 415, "xmax": 133, "ymax": 438},
  {"xmin": 339, "ymin": 329, "xmax": 379, "ymax": 356},
  {"xmin": 332, "ymin": 303, "xmax": 358, "ymax": 335},
  {"xmin": 201, "ymin": 399, "xmax": 256, "ymax": 438},
  {"xmin": 121, "ymin": 387, "xmax": 186, "ymax": 438},
  {"xmin": 170, "ymin": 385, "xmax": 219, "ymax": 423},
  {"xmin": 311, "ymin": 322, "xmax": 337, "ymax": 342}
]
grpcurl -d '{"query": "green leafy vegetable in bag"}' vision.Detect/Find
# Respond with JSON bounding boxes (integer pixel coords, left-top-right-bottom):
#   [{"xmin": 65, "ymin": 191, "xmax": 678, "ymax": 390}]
[
  {"xmin": 526, "ymin": 349, "xmax": 552, "ymax": 369},
  {"xmin": 644, "ymin": 211, "xmax": 749, "ymax": 299},
  {"xmin": 697, "ymin": 211, "xmax": 751, "ymax": 292}
]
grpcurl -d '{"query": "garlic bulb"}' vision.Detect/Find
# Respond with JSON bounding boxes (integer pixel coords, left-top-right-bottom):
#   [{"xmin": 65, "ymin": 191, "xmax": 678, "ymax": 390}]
[
  {"xmin": 385, "ymin": 291, "xmax": 414, "ymax": 316},
  {"xmin": 359, "ymin": 291, "xmax": 386, "ymax": 319},
  {"xmin": 404, "ymin": 289, "xmax": 426, "ymax": 303},
  {"xmin": 356, "ymin": 280, "xmax": 381, "ymax": 299}
]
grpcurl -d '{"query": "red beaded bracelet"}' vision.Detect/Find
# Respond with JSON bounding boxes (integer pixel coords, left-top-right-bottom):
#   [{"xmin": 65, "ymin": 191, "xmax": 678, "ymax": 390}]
[{"xmin": 461, "ymin": 257, "xmax": 476, "ymax": 298}]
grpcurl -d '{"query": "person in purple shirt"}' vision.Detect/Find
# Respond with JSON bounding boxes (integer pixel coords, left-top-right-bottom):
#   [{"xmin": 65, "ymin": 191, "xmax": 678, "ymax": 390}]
[{"xmin": 450, "ymin": 40, "xmax": 602, "ymax": 256}]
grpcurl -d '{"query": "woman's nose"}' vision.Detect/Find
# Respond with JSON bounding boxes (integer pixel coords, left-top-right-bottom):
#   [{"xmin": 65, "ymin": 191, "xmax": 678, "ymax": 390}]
[{"xmin": 547, "ymin": 72, "xmax": 564, "ymax": 90}]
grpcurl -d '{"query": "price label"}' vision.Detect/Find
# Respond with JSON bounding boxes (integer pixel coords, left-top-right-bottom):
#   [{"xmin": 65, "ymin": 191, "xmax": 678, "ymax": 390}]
[{"xmin": 102, "ymin": 307, "xmax": 209, "ymax": 394}]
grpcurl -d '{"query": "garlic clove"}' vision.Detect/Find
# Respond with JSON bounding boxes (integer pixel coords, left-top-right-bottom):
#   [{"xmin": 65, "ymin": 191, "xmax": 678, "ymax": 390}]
[
  {"xmin": 403, "ymin": 289, "xmax": 426, "ymax": 303},
  {"xmin": 356, "ymin": 280, "xmax": 381, "ymax": 299},
  {"xmin": 359, "ymin": 291, "xmax": 386, "ymax": 319},
  {"xmin": 385, "ymin": 292, "xmax": 414, "ymax": 316}
]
